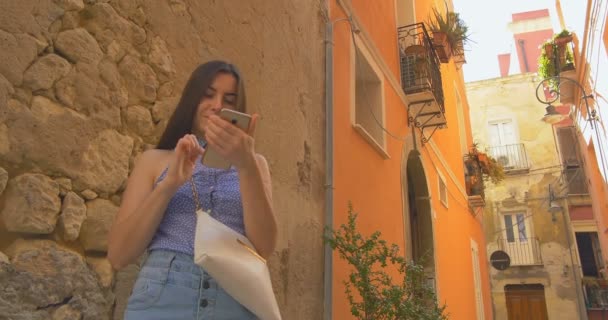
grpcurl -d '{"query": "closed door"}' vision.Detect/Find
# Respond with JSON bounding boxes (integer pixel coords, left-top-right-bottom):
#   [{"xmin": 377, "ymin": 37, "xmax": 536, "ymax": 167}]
[{"xmin": 505, "ymin": 285, "xmax": 548, "ymax": 320}]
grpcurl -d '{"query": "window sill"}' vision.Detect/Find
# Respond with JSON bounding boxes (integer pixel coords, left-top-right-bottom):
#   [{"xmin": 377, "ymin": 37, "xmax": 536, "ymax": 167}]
[{"xmin": 353, "ymin": 124, "xmax": 390, "ymax": 159}]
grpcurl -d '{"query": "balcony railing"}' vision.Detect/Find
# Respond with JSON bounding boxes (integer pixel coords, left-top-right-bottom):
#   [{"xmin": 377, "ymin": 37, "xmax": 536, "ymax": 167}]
[
  {"xmin": 398, "ymin": 23, "xmax": 445, "ymax": 144},
  {"xmin": 488, "ymin": 143, "xmax": 530, "ymax": 173},
  {"xmin": 496, "ymin": 237, "xmax": 542, "ymax": 266},
  {"xmin": 584, "ymin": 283, "xmax": 608, "ymax": 309}
]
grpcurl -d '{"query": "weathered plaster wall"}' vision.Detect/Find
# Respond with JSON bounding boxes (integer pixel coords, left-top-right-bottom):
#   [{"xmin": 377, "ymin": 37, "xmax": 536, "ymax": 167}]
[{"xmin": 0, "ymin": 1, "xmax": 327, "ymax": 319}]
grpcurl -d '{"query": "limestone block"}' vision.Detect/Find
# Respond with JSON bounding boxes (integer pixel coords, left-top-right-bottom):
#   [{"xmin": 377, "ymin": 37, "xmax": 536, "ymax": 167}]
[
  {"xmin": 0, "ymin": 30, "xmax": 38, "ymax": 85},
  {"xmin": 81, "ymin": 189, "xmax": 98, "ymax": 200},
  {"xmin": 0, "ymin": 74, "xmax": 14, "ymax": 119},
  {"xmin": 23, "ymin": 54, "xmax": 72, "ymax": 91},
  {"xmin": 80, "ymin": 199, "xmax": 118, "ymax": 252},
  {"xmin": 0, "ymin": 251, "xmax": 8, "ymax": 264},
  {"xmin": 86, "ymin": 256, "xmax": 114, "ymax": 289},
  {"xmin": 54, "ymin": 177, "xmax": 72, "ymax": 196},
  {"xmin": 3, "ymin": 239, "xmax": 109, "ymax": 319},
  {"xmin": 0, "ymin": 167, "xmax": 8, "ymax": 195},
  {"xmin": 151, "ymin": 96, "xmax": 178, "ymax": 124},
  {"xmin": 52, "ymin": 305, "xmax": 82, "ymax": 320},
  {"xmin": 60, "ymin": 191, "xmax": 87, "ymax": 241},
  {"xmin": 0, "ymin": 0, "xmax": 63, "ymax": 39},
  {"xmin": 105, "ymin": 40, "xmax": 123, "ymax": 63},
  {"xmin": 55, "ymin": 28, "xmax": 103, "ymax": 64},
  {"xmin": 125, "ymin": 105, "xmax": 155, "ymax": 137},
  {"xmin": 81, "ymin": 3, "xmax": 146, "ymax": 50},
  {"xmin": 1, "ymin": 173, "xmax": 61, "ymax": 234},
  {"xmin": 119, "ymin": 55, "xmax": 159, "ymax": 104},
  {"xmin": 148, "ymin": 36, "xmax": 176, "ymax": 82},
  {"xmin": 75, "ymin": 129, "xmax": 133, "ymax": 194},
  {"xmin": 54, "ymin": 0, "xmax": 85, "ymax": 11}
]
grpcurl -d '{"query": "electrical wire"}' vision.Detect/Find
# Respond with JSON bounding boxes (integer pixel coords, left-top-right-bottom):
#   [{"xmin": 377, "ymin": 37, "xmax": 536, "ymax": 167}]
[{"xmin": 488, "ymin": 145, "xmax": 589, "ymax": 237}]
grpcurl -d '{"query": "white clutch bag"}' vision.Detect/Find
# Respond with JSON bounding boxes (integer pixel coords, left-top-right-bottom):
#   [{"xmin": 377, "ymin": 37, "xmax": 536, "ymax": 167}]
[{"xmin": 190, "ymin": 180, "xmax": 282, "ymax": 320}]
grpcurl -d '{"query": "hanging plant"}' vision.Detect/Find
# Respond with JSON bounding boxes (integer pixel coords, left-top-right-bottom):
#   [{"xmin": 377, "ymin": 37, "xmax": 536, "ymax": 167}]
[
  {"xmin": 426, "ymin": 3, "xmax": 472, "ymax": 63},
  {"xmin": 468, "ymin": 143, "xmax": 505, "ymax": 185}
]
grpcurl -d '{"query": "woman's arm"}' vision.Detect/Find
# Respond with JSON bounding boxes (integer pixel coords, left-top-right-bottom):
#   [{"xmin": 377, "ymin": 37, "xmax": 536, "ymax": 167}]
[
  {"xmin": 108, "ymin": 136, "xmax": 204, "ymax": 270},
  {"xmin": 238, "ymin": 153, "xmax": 277, "ymax": 259},
  {"xmin": 205, "ymin": 114, "xmax": 278, "ymax": 258},
  {"xmin": 107, "ymin": 151, "xmax": 177, "ymax": 270}
]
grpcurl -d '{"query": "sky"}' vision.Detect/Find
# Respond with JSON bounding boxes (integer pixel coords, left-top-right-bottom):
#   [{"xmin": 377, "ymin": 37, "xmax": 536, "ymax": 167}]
[
  {"xmin": 452, "ymin": 0, "xmax": 608, "ymax": 181},
  {"xmin": 452, "ymin": 0, "xmax": 563, "ymax": 82}
]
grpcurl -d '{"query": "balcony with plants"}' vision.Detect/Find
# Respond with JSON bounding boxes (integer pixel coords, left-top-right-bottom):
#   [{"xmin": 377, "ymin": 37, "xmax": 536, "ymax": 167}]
[
  {"xmin": 398, "ymin": 22, "xmax": 446, "ymax": 144},
  {"xmin": 537, "ymin": 29, "xmax": 577, "ymax": 105},
  {"xmin": 488, "ymin": 143, "xmax": 530, "ymax": 174},
  {"xmin": 397, "ymin": 6, "xmax": 471, "ymax": 145},
  {"xmin": 426, "ymin": 6, "xmax": 472, "ymax": 66},
  {"xmin": 464, "ymin": 143, "xmax": 506, "ymax": 208}
]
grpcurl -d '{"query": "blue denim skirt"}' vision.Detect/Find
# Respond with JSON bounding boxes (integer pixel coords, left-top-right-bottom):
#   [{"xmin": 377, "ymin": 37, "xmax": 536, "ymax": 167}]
[{"xmin": 124, "ymin": 250, "xmax": 257, "ymax": 320}]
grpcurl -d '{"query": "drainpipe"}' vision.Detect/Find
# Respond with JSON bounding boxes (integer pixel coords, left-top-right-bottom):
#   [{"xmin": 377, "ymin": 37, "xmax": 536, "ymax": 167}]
[
  {"xmin": 517, "ymin": 39, "xmax": 530, "ymax": 73},
  {"xmin": 322, "ymin": 8, "xmax": 353, "ymax": 318},
  {"xmin": 323, "ymin": 10, "xmax": 335, "ymax": 320}
]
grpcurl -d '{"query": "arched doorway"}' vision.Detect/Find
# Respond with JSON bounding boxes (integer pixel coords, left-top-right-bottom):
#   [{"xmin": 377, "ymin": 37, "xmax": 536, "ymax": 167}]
[{"xmin": 403, "ymin": 149, "xmax": 436, "ymax": 286}]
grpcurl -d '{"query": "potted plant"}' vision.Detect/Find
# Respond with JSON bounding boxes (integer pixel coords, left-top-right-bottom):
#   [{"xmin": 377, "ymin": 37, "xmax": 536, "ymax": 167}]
[
  {"xmin": 540, "ymin": 40, "xmax": 554, "ymax": 60},
  {"xmin": 554, "ymin": 29, "xmax": 573, "ymax": 46},
  {"xmin": 538, "ymin": 30, "xmax": 576, "ymax": 104},
  {"xmin": 427, "ymin": 5, "xmax": 472, "ymax": 63},
  {"xmin": 468, "ymin": 143, "xmax": 505, "ymax": 185}
]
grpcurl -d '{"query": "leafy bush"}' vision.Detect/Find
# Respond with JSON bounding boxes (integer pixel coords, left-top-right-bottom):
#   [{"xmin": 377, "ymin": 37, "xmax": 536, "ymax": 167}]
[{"xmin": 324, "ymin": 204, "xmax": 449, "ymax": 320}]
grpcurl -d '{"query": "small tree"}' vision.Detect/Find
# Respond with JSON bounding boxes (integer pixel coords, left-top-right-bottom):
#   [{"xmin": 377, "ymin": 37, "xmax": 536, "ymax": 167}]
[{"xmin": 324, "ymin": 203, "xmax": 449, "ymax": 320}]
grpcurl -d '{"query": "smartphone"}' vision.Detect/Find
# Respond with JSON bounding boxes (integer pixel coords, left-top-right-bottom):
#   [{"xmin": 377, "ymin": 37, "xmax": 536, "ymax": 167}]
[{"xmin": 201, "ymin": 108, "xmax": 252, "ymax": 169}]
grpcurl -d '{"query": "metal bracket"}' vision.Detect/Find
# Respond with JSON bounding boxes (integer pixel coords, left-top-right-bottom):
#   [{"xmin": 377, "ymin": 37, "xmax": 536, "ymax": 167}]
[{"xmin": 408, "ymin": 99, "xmax": 446, "ymax": 145}]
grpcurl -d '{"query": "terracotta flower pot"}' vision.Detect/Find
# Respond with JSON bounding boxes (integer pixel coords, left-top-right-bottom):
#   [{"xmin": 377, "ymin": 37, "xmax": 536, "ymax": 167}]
[
  {"xmin": 431, "ymin": 31, "xmax": 452, "ymax": 63},
  {"xmin": 554, "ymin": 34, "xmax": 573, "ymax": 45}
]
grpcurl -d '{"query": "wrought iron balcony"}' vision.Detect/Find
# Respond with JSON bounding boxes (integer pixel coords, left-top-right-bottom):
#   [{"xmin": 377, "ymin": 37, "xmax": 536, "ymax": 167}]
[
  {"xmin": 584, "ymin": 283, "xmax": 608, "ymax": 309},
  {"xmin": 488, "ymin": 143, "xmax": 530, "ymax": 173},
  {"xmin": 398, "ymin": 23, "xmax": 446, "ymax": 144},
  {"xmin": 496, "ymin": 237, "xmax": 542, "ymax": 266}
]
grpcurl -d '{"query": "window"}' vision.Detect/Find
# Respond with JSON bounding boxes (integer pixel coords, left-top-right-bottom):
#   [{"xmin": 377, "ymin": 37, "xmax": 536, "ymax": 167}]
[
  {"xmin": 500, "ymin": 212, "xmax": 540, "ymax": 266},
  {"xmin": 438, "ymin": 172, "xmax": 448, "ymax": 208},
  {"xmin": 352, "ymin": 35, "xmax": 387, "ymax": 156},
  {"xmin": 556, "ymin": 126, "xmax": 588, "ymax": 194},
  {"xmin": 488, "ymin": 118, "xmax": 519, "ymax": 169},
  {"xmin": 576, "ymin": 232, "xmax": 604, "ymax": 277},
  {"xmin": 503, "ymin": 213, "xmax": 528, "ymax": 243}
]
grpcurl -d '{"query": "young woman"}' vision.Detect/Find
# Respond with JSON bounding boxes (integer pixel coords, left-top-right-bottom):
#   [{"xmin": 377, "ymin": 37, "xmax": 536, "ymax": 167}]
[{"xmin": 108, "ymin": 60, "xmax": 277, "ymax": 319}]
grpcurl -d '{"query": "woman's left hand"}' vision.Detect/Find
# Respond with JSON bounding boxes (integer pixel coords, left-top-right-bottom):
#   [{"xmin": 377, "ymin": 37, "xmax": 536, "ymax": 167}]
[{"xmin": 205, "ymin": 113, "xmax": 259, "ymax": 170}]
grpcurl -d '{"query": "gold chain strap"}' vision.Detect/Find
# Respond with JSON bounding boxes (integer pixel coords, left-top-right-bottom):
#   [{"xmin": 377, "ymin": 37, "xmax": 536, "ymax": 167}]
[{"xmin": 190, "ymin": 177, "xmax": 202, "ymax": 211}]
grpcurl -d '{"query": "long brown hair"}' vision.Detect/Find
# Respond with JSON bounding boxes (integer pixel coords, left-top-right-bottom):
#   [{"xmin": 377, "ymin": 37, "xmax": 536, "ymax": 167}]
[{"xmin": 156, "ymin": 60, "xmax": 247, "ymax": 150}]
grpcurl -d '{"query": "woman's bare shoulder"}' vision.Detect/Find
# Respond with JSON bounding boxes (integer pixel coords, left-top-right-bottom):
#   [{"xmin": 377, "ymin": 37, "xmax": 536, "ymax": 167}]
[{"xmin": 133, "ymin": 149, "xmax": 173, "ymax": 179}]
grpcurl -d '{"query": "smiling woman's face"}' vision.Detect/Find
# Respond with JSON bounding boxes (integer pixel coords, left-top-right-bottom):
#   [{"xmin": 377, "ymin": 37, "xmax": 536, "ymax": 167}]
[{"xmin": 192, "ymin": 72, "xmax": 238, "ymax": 138}]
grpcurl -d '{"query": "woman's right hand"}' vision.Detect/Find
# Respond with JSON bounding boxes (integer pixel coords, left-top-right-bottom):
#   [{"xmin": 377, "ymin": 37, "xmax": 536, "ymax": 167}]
[{"xmin": 164, "ymin": 134, "xmax": 205, "ymax": 189}]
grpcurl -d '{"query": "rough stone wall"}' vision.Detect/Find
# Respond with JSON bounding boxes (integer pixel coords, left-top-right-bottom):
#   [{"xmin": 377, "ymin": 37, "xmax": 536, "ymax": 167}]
[{"xmin": 0, "ymin": 1, "xmax": 327, "ymax": 319}]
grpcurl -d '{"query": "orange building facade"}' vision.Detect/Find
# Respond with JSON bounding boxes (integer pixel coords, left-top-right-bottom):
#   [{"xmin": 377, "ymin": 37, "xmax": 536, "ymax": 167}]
[{"xmin": 325, "ymin": 0, "xmax": 492, "ymax": 319}]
